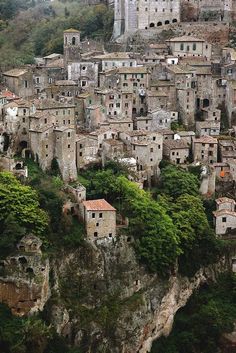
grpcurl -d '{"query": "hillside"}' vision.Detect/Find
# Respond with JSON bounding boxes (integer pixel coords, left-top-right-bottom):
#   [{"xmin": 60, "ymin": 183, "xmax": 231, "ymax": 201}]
[{"xmin": 0, "ymin": 0, "xmax": 113, "ymax": 70}]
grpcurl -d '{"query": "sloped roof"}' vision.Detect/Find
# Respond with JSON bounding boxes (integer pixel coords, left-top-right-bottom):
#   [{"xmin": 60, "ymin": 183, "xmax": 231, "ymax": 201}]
[{"xmin": 83, "ymin": 199, "xmax": 116, "ymax": 211}]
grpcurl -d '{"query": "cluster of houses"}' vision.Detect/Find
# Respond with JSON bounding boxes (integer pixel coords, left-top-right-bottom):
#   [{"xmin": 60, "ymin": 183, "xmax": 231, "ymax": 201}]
[{"xmin": 1, "ymin": 21, "xmax": 236, "ymax": 239}]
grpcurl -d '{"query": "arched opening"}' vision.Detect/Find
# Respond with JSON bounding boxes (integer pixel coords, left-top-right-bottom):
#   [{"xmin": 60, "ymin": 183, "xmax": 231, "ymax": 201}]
[
  {"xmin": 157, "ymin": 21, "xmax": 162, "ymax": 26},
  {"xmin": 15, "ymin": 163, "xmax": 23, "ymax": 170},
  {"xmin": 26, "ymin": 267, "xmax": 34, "ymax": 276},
  {"xmin": 203, "ymin": 98, "xmax": 210, "ymax": 108},
  {"xmin": 140, "ymin": 108, "xmax": 144, "ymax": 115},
  {"xmin": 172, "ymin": 18, "xmax": 177, "ymax": 23},
  {"xmin": 19, "ymin": 140, "xmax": 28, "ymax": 149},
  {"xmin": 3, "ymin": 133, "xmax": 10, "ymax": 152},
  {"xmin": 149, "ymin": 23, "xmax": 155, "ymax": 28},
  {"xmin": 165, "ymin": 20, "xmax": 170, "ymax": 25},
  {"xmin": 19, "ymin": 257, "xmax": 27, "ymax": 265},
  {"xmin": 72, "ymin": 37, "xmax": 76, "ymax": 45}
]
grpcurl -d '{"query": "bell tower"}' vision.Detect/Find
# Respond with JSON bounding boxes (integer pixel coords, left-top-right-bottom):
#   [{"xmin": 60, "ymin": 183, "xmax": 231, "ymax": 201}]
[{"xmin": 63, "ymin": 28, "xmax": 81, "ymax": 68}]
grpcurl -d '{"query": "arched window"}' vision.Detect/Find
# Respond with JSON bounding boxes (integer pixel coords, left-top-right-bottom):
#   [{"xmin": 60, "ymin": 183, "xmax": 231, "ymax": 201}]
[
  {"xmin": 150, "ymin": 23, "xmax": 155, "ymax": 28},
  {"xmin": 157, "ymin": 21, "xmax": 162, "ymax": 26},
  {"xmin": 172, "ymin": 19, "xmax": 177, "ymax": 23},
  {"xmin": 72, "ymin": 37, "xmax": 76, "ymax": 45},
  {"xmin": 165, "ymin": 20, "xmax": 170, "ymax": 25}
]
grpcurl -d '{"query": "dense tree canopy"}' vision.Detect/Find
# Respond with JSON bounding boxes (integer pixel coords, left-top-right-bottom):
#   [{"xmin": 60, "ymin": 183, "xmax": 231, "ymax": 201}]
[
  {"xmin": 0, "ymin": 1, "xmax": 114, "ymax": 69},
  {"xmin": 151, "ymin": 274, "xmax": 236, "ymax": 353},
  {"xmin": 160, "ymin": 165, "xmax": 200, "ymax": 199}
]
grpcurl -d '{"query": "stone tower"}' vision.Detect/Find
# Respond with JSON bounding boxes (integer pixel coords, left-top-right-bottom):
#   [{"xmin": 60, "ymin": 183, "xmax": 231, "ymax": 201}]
[{"xmin": 63, "ymin": 29, "xmax": 81, "ymax": 68}]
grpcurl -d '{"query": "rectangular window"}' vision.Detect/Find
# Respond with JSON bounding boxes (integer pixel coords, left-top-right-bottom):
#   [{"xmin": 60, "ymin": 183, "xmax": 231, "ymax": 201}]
[
  {"xmin": 99, "ymin": 213, "xmax": 103, "ymax": 218},
  {"xmin": 222, "ymin": 217, "xmax": 227, "ymax": 223},
  {"xmin": 92, "ymin": 213, "xmax": 95, "ymax": 218}
]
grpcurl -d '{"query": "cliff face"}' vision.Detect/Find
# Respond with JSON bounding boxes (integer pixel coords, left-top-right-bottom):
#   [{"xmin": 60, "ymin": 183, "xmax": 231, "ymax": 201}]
[
  {"xmin": 0, "ymin": 233, "xmax": 233, "ymax": 352},
  {"xmin": 47, "ymin": 235, "xmax": 233, "ymax": 353},
  {"xmin": 0, "ymin": 236, "xmax": 50, "ymax": 316}
]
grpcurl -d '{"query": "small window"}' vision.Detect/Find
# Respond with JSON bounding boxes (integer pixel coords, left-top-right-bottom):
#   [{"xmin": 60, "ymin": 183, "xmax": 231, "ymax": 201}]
[
  {"xmin": 222, "ymin": 217, "xmax": 227, "ymax": 223},
  {"xmin": 94, "ymin": 232, "xmax": 98, "ymax": 237},
  {"xmin": 99, "ymin": 213, "xmax": 103, "ymax": 218},
  {"xmin": 92, "ymin": 213, "xmax": 95, "ymax": 218}
]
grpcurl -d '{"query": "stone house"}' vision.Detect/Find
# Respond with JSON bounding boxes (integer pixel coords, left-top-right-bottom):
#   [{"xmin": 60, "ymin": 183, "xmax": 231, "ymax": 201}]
[
  {"xmin": 76, "ymin": 134, "xmax": 99, "ymax": 169},
  {"xmin": 218, "ymin": 139, "xmax": 236, "ymax": 162},
  {"xmin": 226, "ymin": 80, "xmax": 236, "ymax": 126},
  {"xmin": 117, "ymin": 67, "xmax": 149, "ymax": 116},
  {"xmin": 144, "ymin": 43, "xmax": 169, "ymax": 57},
  {"xmin": 149, "ymin": 80, "xmax": 177, "ymax": 111},
  {"xmin": 102, "ymin": 139, "xmax": 124, "ymax": 161},
  {"xmin": 68, "ymin": 59, "xmax": 99, "ymax": 89},
  {"xmin": 33, "ymin": 98, "xmax": 76, "ymax": 129},
  {"xmin": 166, "ymin": 65, "xmax": 197, "ymax": 127},
  {"xmin": 83, "ymin": 199, "xmax": 116, "ymax": 239},
  {"xmin": 135, "ymin": 116, "xmax": 153, "ymax": 131},
  {"xmin": 147, "ymin": 91, "xmax": 168, "ymax": 111},
  {"xmin": 195, "ymin": 120, "xmax": 221, "ymax": 137},
  {"xmin": 163, "ymin": 139, "xmax": 190, "ymax": 164},
  {"xmin": 167, "ymin": 36, "xmax": 212, "ymax": 60},
  {"xmin": 177, "ymin": 131, "xmax": 195, "ymax": 145},
  {"xmin": 193, "ymin": 135, "xmax": 218, "ymax": 164},
  {"xmin": 202, "ymin": 107, "xmax": 221, "ymax": 122},
  {"xmin": 213, "ymin": 197, "xmax": 236, "ymax": 235},
  {"xmin": 85, "ymin": 104, "xmax": 106, "ymax": 130},
  {"xmin": 95, "ymin": 89, "xmax": 133, "ymax": 119},
  {"xmin": 29, "ymin": 124, "xmax": 77, "ymax": 181},
  {"xmin": 94, "ymin": 52, "xmax": 137, "ymax": 71},
  {"xmin": 45, "ymin": 80, "xmax": 79, "ymax": 100},
  {"xmin": 100, "ymin": 119, "xmax": 133, "ymax": 132},
  {"xmin": 3, "ymin": 69, "xmax": 34, "ymax": 98}
]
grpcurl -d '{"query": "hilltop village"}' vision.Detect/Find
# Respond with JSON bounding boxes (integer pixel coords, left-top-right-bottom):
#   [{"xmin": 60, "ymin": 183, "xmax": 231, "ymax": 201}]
[{"xmin": 1, "ymin": 0, "xmax": 236, "ymax": 239}]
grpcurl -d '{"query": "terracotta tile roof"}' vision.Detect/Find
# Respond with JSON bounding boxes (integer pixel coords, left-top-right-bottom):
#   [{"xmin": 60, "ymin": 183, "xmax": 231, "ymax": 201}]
[
  {"xmin": 216, "ymin": 197, "xmax": 235, "ymax": 205},
  {"xmin": 3, "ymin": 68, "xmax": 28, "ymax": 77},
  {"xmin": 164, "ymin": 139, "xmax": 189, "ymax": 149},
  {"xmin": 213, "ymin": 209, "xmax": 236, "ymax": 217},
  {"xmin": 64, "ymin": 28, "xmax": 80, "ymax": 33},
  {"xmin": 193, "ymin": 135, "xmax": 218, "ymax": 144},
  {"xmin": 168, "ymin": 36, "xmax": 206, "ymax": 42},
  {"xmin": 83, "ymin": 199, "xmax": 116, "ymax": 211}
]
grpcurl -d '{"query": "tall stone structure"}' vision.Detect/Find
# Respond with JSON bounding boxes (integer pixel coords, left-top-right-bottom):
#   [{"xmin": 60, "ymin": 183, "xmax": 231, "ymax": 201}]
[
  {"xmin": 63, "ymin": 29, "xmax": 81, "ymax": 68},
  {"xmin": 113, "ymin": 0, "xmax": 180, "ymax": 39}
]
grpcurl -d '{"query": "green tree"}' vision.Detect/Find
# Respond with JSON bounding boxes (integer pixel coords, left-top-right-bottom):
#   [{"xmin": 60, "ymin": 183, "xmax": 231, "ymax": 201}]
[
  {"xmin": 0, "ymin": 172, "xmax": 48, "ymax": 237},
  {"xmin": 160, "ymin": 165, "xmax": 199, "ymax": 199}
]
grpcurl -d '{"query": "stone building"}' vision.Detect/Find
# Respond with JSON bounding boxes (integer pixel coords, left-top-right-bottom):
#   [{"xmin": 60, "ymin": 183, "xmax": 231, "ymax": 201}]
[
  {"xmin": 113, "ymin": 0, "xmax": 180, "ymax": 39},
  {"xmin": 213, "ymin": 197, "xmax": 236, "ymax": 235},
  {"xmin": 226, "ymin": 80, "xmax": 236, "ymax": 126},
  {"xmin": 3, "ymin": 69, "xmax": 34, "ymax": 98},
  {"xmin": 195, "ymin": 120, "xmax": 221, "ymax": 137},
  {"xmin": 167, "ymin": 36, "xmax": 212, "ymax": 61},
  {"xmin": 63, "ymin": 29, "xmax": 81, "ymax": 68},
  {"xmin": 163, "ymin": 138, "xmax": 190, "ymax": 164},
  {"xmin": 94, "ymin": 52, "xmax": 137, "ymax": 71},
  {"xmin": 218, "ymin": 139, "xmax": 236, "ymax": 162},
  {"xmin": 193, "ymin": 135, "xmax": 218, "ymax": 164},
  {"xmin": 180, "ymin": 0, "xmax": 233, "ymax": 23},
  {"xmin": 83, "ymin": 199, "xmax": 116, "ymax": 239}
]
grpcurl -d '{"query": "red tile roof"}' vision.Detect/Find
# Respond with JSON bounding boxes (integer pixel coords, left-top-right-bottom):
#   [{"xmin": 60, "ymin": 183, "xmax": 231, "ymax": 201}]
[{"xmin": 83, "ymin": 199, "xmax": 116, "ymax": 211}]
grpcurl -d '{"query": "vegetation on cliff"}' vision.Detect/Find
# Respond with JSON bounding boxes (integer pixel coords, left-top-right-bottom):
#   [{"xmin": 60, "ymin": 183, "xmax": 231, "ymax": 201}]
[
  {"xmin": 0, "ymin": 1, "xmax": 113, "ymax": 69},
  {"xmin": 79, "ymin": 162, "xmax": 223, "ymax": 276},
  {"xmin": 151, "ymin": 273, "xmax": 236, "ymax": 353}
]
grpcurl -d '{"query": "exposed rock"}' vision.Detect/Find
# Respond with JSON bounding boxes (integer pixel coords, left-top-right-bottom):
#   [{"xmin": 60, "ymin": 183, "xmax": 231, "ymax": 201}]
[
  {"xmin": 0, "ymin": 235, "xmax": 50, "ymax": 316},
  {"xmin": 48, "ymin": 235, "xmax": 234, "ymax": 353}
]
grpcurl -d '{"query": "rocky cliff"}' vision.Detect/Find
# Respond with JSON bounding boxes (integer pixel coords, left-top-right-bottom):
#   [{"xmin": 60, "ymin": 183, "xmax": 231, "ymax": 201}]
[
  {"xmin": 0, "ymin": 233, "xmax": 234, "ymax": 352},
  {"xmin": 46, "ymin": 234, "xmax": 234, "ymax": 353}
]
